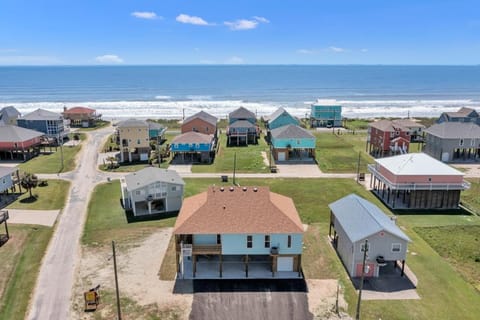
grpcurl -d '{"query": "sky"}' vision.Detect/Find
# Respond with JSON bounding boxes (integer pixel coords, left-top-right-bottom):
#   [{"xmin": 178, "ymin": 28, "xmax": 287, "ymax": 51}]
[{"xmin": 0, "ymin": 0, "xmax": 479, "ymax": 65}]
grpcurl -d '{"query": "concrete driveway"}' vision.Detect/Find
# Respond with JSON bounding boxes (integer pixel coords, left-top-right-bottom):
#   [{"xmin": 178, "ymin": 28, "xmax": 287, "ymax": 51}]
[{"xmin": 189, "ymin": 279, "xmax": 313, "ymax": 320}]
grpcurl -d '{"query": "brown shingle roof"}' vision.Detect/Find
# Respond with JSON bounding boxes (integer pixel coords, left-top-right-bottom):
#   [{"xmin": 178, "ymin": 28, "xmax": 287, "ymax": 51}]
[
  {"xmin": 174, "ymin": 186, "xmax": 303, "ymax": 235},
  {"xmin": 63, "ymin": 106, "xmax": 96, "ymax": 115},
  {"xmin": 369, "ymin": 119, "xmax": 424, "ymax": 131}
]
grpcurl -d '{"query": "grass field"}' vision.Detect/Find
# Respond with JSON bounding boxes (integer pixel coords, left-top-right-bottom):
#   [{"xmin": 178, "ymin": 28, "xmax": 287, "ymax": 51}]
[
  {"xmin": 191, "ymin": 134, "xmax": 270, "ymax": 173},
  {"xmin": 0, "ymin": 225, "xmax": 53, "ymax": 320},
  {"xmin": 315, "ymin": 132, "xmax": 373, "ymax": 173},
  {"xmin": 76, "ymin": 120, "xmax": 110, "ymax": 132},
  {"xmin": 7, "ymin": 179, "xmax": 70, "ymax": 210},
  {"xmin": 18, "ymin": 140, "xmax": 83, "ymax": 174},
  {"xmin": 462, "ymin": 179, "xmax": 480, "ymax": 214}
]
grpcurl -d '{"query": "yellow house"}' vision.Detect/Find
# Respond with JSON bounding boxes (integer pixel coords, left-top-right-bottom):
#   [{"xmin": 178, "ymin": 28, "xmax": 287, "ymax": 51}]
[{"xmin": 117, "ymin": 119, "xmax": 150, "ymax": 163}]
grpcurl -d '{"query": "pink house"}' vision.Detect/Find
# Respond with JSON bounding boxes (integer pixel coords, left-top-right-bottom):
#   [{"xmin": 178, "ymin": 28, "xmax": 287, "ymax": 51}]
[{"xmin": 368, "ymin": 153, "xmax": 470, "ymax": 209}]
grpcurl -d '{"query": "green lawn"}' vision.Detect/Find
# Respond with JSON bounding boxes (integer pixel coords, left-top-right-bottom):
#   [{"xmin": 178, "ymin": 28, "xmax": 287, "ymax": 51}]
[
  {"xmin": 343, "ymin": 118, "xmax": 371, "ymax": 130},
  {"xmin": 18, "ymin": 143, "xmax": 82, "ymax": 174},
  {"xmin": 315, "ymin": 132, "xmax": 373, "ymax": 173},
  {"xmin": 76, "ymin": 120, "xmax": 110, "ymax": 131},
  {"xmin": 0, "ymin": 225, "xmax": 53, "ymax": 320},
  {"xmin": 462, "ymin": 179, "xmax": 480, "ymax": 214},
  {"xmin": 191, "ymin": 134, "xmax": 270, "ymax": 173},
  {"xmin": 7, "ymin": 179, "xmax": 70, "ymax": 210}
]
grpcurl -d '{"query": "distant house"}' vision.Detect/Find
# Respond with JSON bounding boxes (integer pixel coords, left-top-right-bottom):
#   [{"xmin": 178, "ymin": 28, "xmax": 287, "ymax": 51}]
[
  {"xmin": 170, "ymin": 132, "xmax": 215, "ymax": 163},
  {"xmin": 270, "ymin": 125, "xmax": 316, "ymax": 162},
  {"xmin": 329, "ymin": 194, "xmax": 411, "ymax": 278},
  {"xmin": 181, "ymin": 111, "xmax": 218, "ymax": 137},
  {"xmin": 0, "ymin": 166, "xmax": 20, "ymax": 196},
  {"xmin": 62, "ymin": 106, "xmax": 100, "ymax": 128},
  {"xmin": 116, "ymin": 119, "xmax": 150, "ymax": 163},
  {"xmin": 367, "ymin": 119, "xmax": 425, "ymax": 157},
  {"xmin": 147, "ymin": 121, "xmax": 167, "ymax": 142},
  {"xmin": 174, "ymin": 186, "xmax": 304, "ymax": 279},
  {"xmin": 227, "ymin": 107, "xmax": 259, "ymax": 145},
  {"xmin": 120, "ymin": 167, "xmax": 184, "ymax": 216},
  {"xmin": 368, "ymin": 153, "xmax": 470, "ymax": 209},
  {"xmin": 423, "ymin": 122, "xmax": 480, "ymax": 162},
  {"xmin": 0, "ymin": 106, "xmax": 21, "ymax": 126},
  {"xmin": 17, "ymin": 108, "xmax": 68, "ymax": 141},
  {"xmin": 437, "ymin": 107, "xmax": 479, "ymax": 125},
  {"xmin": 310, "ymin": 99, "xmax": 342, "ymax": 128},
  {"xmin": 265, "ymin": 108, "xmax": 299, "ymax": 131},
  {"xmin": 0, "ymin": 125, "xmax": 44, "ymax": 161}
]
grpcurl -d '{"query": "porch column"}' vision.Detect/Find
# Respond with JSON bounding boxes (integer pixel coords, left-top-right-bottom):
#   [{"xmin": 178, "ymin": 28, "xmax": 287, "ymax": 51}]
[
  {"xmin": 193, "ymin": 255, "xmax": 197, "ymax": 278},
  {"xmin": 245, "ymin": 255, "xmax": 249, "ymax": 278},
  {"xmin": 219, "ymin": 255, "xmax": 223, "ymax": 278},
  {"xmin": 297, "ymin": 255, "xmax": 302, "ymax": 277},
  {"xmin": 176, "ymin": 252, "xmax": 180, "ymax": 273},
  {"xmin": 401, "ymin": 260, "xmax": 405, "ymax": 277},
  {"xmin": 147, "ymin": 201, "xmax": 152, "ymax": 214}
]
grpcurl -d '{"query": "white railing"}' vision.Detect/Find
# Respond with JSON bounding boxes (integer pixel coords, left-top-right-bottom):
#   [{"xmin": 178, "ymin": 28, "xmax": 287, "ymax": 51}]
[{"xmin": 368, "ymin": 164, "xmax": 471, "ymax": 190}]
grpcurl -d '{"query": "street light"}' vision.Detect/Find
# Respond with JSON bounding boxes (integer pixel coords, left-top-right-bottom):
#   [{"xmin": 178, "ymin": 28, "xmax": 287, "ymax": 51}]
[{"xmin": 356, "ymin": 239, "xmax": 369, "ymax": 320}]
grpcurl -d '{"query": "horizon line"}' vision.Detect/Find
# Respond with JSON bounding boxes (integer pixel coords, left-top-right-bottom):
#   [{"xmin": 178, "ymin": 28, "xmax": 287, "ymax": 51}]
[{"xmin": 1, "ymin": 63, "xmax": 480, "ymax": 67}]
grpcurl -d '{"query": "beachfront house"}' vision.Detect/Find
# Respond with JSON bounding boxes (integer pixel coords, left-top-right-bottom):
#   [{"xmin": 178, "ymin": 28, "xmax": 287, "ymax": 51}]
[
  {"xmin": 329, "ymin": 194, "xmax": 411, "ymax": 278},
  {"xmin": 17, "ymin": 108, "xmax": 68, "ymax": 141},
  {"xmin": 147, "ymin": 121, "xmax": 167, "ymax": 142},
  {"xmin": 62, "ymin": 106, "xmax": 100, "ymax": 128},
  {"xmin": 265, "ymin": 108, "xmax": 299, "ymax": 132},
  {"xmin": 120, "ymin": 167, "xmax": 184, "ymax": 216},
  {"xmin": 174, "ymin": 186, "xmax": 304, "ymax": 279},
  {"xmin": 170, "ymin": 132, "xmax": 216, "ymax": 163},
  {"xmin": 437, "ymin": 107, "xmax": 480, "ymax": 125},
  {"xmin": 181, "ymin": 111, "xmax": 218, "ymax": 137},
  {"xmin": 0, "ymin": 125, "xmax": 44, "ymax": 161},
  {"xmin": 270, "ymin": 124, "xmax": 316, "ymax": 162},
  {"xmin": 367, "ymin": 119, "xmax": 425, "ymax": 157},
  {"xmin": 227, "ymin": 107, "xmax": 259, "ymax": 145},
  {"xmin": 310, "ymin": 99, "xmax": 342, "ymax": 128},
  {"xmin": 116, "ymin": 119, "xmax": 151, "ymax": 163},
  {"xmin": 0, "ymin": 106, "xmax": 21, "ymax": 126},
  {"xmin": 0, "ymin": 166, "xmax": 21, "ymax": 207},
  {"xmin": 423, "ymin": 122, "xmax": 480, "ymax": 162},
  {"xmin": 368, "ymin": 153, "xmax": 470, "ymax": 209}
]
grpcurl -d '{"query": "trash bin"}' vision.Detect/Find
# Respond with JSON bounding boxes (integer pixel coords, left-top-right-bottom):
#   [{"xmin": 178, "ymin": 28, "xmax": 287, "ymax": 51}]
[{"xmin": 221, "ymin": 175, "xmax": 228, "ymax": 182}]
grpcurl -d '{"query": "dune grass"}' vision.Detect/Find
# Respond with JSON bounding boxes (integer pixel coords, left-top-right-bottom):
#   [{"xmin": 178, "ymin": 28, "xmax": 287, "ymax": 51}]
[{"xmin": 0, "ymin": 225, "xmax": 53, "ymax": 320}]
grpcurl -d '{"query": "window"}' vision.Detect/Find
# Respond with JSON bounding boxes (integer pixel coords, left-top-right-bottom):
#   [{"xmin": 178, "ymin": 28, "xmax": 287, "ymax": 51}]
[
  {"xmin": 390, "ymin": 132, "xmax": 394, "ymax": 138},
  {"xmin": 206, "ymin": 127, "xmax": 209, "ymax": 132},
  {"xmin": 216, "ymin": 234, "xmax": 221, "ymax": 245},
  {"xmin": 247, "ymin": 235, "xmax": 253, "ymax": 248},
  {"xmin": 264, "ymin": 235, "xmax": 270, "ymax": 248},
  {"xmin": 287, "ymin": 235, "xmax": 292, "ymax": 248},
  {"xmin": 171, "ymin": 186, "xmax": 177, "ymax": 191},
  {"xmin": 135, "ymin": 190, "xmax": 141, "ymax": 195},
  {"xmin": 297, "ymin": 139, "xmax": 301, "ymax": 145},
  {"xmin": 460, "ymin": 139, "xmax": 464, "ymax": 146},
  {"xmin": 392, "ymin": 243, "xmax": 401, "ymax": 252},
  {"xmin": 471, "ymin": 139, "xmax": 476, "ymax": 146},
  {"xmin": 137, "ymin": 139, "xmax": 141, "ymax": 144}
]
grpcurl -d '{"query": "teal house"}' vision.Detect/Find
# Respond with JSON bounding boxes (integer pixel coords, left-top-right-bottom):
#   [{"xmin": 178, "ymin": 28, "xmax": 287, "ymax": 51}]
[
  {"xmin": 266, "ymin": 108, "xmax": 299, "ymax": 131},
  {"xmin": 270, "ymin": 125, "xmax": 316, "ymax": 162},
  {"xmin": 147, "ymin": 121, "xmax": 167, "ymax": 141},
  {"xmin": 310, "ymin": 99, "xmax": 342, "ymax": 128},
  {"xmin": 174, "ymin": 186, "xmax": 304, "ymax": 279},
  {"xmin": 170, "ymin": 132, "xmax": 215, "ymax": 163}
]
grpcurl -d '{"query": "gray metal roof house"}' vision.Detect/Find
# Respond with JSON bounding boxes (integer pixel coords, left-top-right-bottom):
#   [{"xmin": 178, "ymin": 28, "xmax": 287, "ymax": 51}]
[
  {"xmin": 423, "ymin": 122, "xmax": 480, "ymax": 162},
  {"xmin": 0, "ymin": 106, "xmax": 21, "ymax": 126},
  {"xmin": 329, "ymin": 194, "xmax": 411, "ymax": 278},
  {"xmin": 120, "ymin": 167, "xmax": 185, "ymax": 216}
]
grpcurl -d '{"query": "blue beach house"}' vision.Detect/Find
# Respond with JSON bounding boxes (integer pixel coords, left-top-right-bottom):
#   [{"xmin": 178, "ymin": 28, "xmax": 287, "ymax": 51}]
[
  {"xmin": 270, "ymin": 125, "xmax": 316, "ymax": 162},
  {"xmin": 310, "ymin": 99, "xmax": 342, "ymax": 128},
  {"xmin": 17, "ymin": 108, "xmax": 68, "ymax": 141},
  {"xmin": 266, "ymin": 108, "xmax": 299, "ymax": 131},
  {"xmin": 227, "ymin": 107, "xmax": 259, "ymax": 145},
  {"xmin": 174, "ymin": 186, "xmax": 304, "ymax": 279},
  {"xmin": 170, "ymin": 132, "xmax": 215, "ymax": 163}
]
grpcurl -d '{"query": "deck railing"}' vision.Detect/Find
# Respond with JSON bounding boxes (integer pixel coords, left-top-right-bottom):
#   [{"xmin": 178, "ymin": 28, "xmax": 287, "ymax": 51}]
[
  {"xmin": 0, "ymin": 210, "xmax": 9, "ymax": 224},
  {"xmin": 368, "ymin": 164, "xmax": 471, "ymax": 191}
]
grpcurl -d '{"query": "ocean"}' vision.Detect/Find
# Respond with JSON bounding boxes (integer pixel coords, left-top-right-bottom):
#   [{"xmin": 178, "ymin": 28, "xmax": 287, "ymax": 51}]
[{"xmin": 1, "ymin": 65, "xmax": 480, "ymax": 119}]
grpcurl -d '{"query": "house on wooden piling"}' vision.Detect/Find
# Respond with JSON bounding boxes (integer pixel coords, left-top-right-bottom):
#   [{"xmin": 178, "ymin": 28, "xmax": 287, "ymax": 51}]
[
  {"xmin": 0, "ymin": 125, "xmax": 44, "ymax": 161},
  {"xmin": 227, "ymin": 107, "xmax": 259, "ymax": 146},
  {"xmin": 329, "ymin": 194, "xmax": 411, "ymax": 278},
  {"xmin": 170, "ymin": 132, "xmax": 216, "ymax": 164},
  {"xmin": 368, "ymin": 153, "xmax": 470, "ymax": 209},
  {"xmin": 174, "ymin": 186, "xmax": 304, "ymax": 279}
]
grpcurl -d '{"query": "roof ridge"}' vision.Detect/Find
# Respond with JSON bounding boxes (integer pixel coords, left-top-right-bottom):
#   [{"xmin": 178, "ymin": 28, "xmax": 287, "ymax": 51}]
[{"xmin": 352, "ymin": 195, "xmax": 384, "ymax": 233}]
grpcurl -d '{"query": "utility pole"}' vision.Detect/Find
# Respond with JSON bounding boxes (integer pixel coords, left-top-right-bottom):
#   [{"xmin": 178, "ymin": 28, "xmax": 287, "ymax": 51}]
[
  {"xmin": 356, "ymin": 151, "xmax": 361, "ymax": 183},
  {"xmin": 112, "ymin": 241, "xmax": 122, "ymax": 320},
  {"xmin": 58, "ymin": 133, "xmax": 64, "ymax": 173},
  {"xmin": 356, "ymin": 239, "xmax": 369, "ymax": 320}
]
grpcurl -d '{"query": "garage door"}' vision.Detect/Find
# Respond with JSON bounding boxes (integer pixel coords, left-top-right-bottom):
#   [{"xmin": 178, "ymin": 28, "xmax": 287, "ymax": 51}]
[
  {"xmin": 278, "ymin": 152, "xmax": 286, "ymax": 161},
  {"xmin": 277, "ymin": 257, "xmax": 293, "ymax": 272}
]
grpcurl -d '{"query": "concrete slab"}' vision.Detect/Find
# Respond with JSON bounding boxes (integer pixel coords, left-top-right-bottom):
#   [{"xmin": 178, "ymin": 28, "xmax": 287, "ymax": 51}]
[
  {"xmin": 7, "ymin": 209, "xmax": 60, "ymax": 227},
  {"xmin": 275, "ymin": 164, "xmax": 323, "ymax": 176},
  {"xmin": 169, "ymin": 164, "xmax": 192, "ymax": 174}
]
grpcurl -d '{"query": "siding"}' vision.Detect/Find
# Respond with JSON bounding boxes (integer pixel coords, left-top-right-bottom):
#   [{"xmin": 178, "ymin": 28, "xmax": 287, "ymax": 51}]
[
  {"xmin": 0, "ymin": 173, "xmax": 13, "ymax": 192},
  {"xmin": 271, "ymin": 137, "xmax": 316, "ymax": 149},
  {"xmin": 170, "ymin": 142, "xmax": 212, "ymax": 152},
  {"xmin": 221, "ymin": 233, "xmax": 302, "ymax": 255}
]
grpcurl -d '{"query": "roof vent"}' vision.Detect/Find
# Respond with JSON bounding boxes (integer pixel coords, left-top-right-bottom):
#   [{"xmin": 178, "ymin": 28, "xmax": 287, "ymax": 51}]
[
  {"xmin": 253, "ymin": 187, "xmax": 258, "ymax": 192},
  {"xmin": 242, "ymin": 187, "xmax": 247, "ymax": 192},
  {"xmin": 229, "ymin": 187, "xmax": 234, "ymax": 192},
  {"xmin": 220, "ymin": 187, "xmax": 224, "ymax": 192}
]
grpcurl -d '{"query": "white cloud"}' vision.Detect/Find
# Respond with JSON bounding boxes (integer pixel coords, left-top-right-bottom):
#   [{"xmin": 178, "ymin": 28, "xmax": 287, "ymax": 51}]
[
  {"xmin": 253, "ymin": 16, "xmax": 270, "ymax": 23},
  {"xmin": 95, "ymin": 54, "xmax": 124, "ymax": 64},
  {"xmin": 297, "ymin": 49, "xmax": 315, "ymax": 54},
  {"xmin": 328, "ymin": 46, "xmax": 346, "ymax": 53},
  {"xmin": 361, "ymin": 48, "xmax": 368, "ymax": 52},
  {"xmin": 131, "ymin": 11, "xmax": 159, "ymax": 20},
  {"xmin": 224, "ymin": 19, "xmax": 258, "ymax": 30},
  {"xmin": 224, "ymin": 16, "xmax": 269, "ymax": 30},
  {"xmin": 225, "ymin": 56, "xmax": 244, "ymax": 64},
  {"xmin": 176, "ymin": 14, "xmax": 210, "ymax": 26}
]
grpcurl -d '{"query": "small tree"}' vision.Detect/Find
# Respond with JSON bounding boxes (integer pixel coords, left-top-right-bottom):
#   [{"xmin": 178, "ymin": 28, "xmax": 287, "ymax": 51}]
[{"xmin": 21, "ymin": 173, "xmax": 38, "ymax": 198}]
